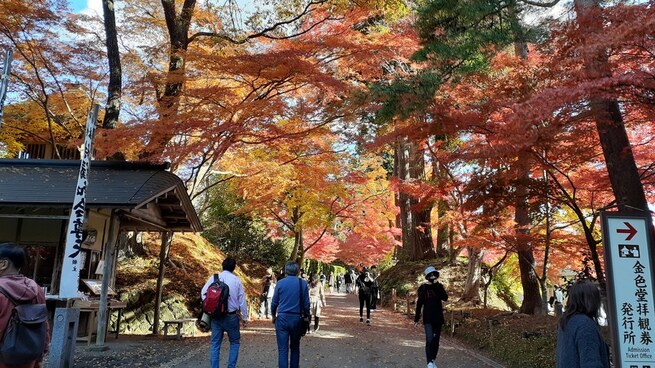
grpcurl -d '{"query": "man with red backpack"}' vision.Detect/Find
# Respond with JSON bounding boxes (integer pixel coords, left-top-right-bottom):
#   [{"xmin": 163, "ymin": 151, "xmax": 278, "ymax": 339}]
[
  {"xmin": 201, "ymin": 257, "xmax": 249, "ymax": 368},
  {"xmin": 0, "ymin": 243, "xmax": 48, "ymax": 368}
]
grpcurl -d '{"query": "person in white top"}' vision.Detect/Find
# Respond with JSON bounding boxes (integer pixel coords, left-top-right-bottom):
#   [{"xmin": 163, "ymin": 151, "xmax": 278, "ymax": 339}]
[{"xmin": 201, "ymin": 257, "xmax": 249, "ymax": 368}]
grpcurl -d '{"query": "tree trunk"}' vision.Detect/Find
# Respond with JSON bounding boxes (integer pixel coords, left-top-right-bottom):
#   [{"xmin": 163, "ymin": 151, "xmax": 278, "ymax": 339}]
[
  {"xmin": 101, "ymin": 0, "xmax": 122, "ymax": 130},
  {"xmin": 141, "ymin": 0, "xmax": 196, "ymax": 158},
  {"xmin": 515, "ymin": 156, "xmax": 542, "ymax": 315},
  {"xmin": 395, "ymin": 137, "xmax": 436, "ymax": 261},
  {"xmin": 153, "ymin": 232, "xmax": 172, "ymax": 335},
  {"xmin": 290, "ymin": 228, "xmax": 303, "ymax": 264},
  {"xmin": 574, "ymin": 0, "xmax": 649, "ymax": 215},
  {"xmin": 461, "ymin": 246, "xmax": 484, "ymax": 303},
  {"xmin": 434, "ymin": 200, "xmax": 450, "ymax": 258}
]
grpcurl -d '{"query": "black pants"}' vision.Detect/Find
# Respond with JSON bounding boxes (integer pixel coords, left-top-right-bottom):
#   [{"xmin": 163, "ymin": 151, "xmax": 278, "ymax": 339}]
[
  {"xmin": 424, "ymin": 323, "xmax": 442, "ymax": 363},
  {"xmin": 371, "ymin": 287, "xmax": 378, "ymax": 309},
  {"xmin": 359, "ymin": 293, "xmax": 371, "ymax": 319}
]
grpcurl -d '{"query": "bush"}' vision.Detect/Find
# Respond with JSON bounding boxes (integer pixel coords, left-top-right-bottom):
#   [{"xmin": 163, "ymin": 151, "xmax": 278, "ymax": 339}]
[{"xmin": 454, "ymin": 310, "xmax": 557, "ymax": 368}]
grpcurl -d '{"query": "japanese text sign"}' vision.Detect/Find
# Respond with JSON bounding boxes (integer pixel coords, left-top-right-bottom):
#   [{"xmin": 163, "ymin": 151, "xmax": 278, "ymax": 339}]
[
  {"xmin": 59, "ymin": 104, "xmax": 99, "ymax": 299},
  {"xmin": 603, "ymin": 213, "xmax": 655, "ymax": 368}
]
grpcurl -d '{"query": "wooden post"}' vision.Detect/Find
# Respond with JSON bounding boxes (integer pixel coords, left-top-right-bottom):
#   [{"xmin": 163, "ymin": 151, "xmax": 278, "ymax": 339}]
[
  {"xmin": 391, "ymin": 288, "xmax": 397, "ymax": 312},
  {"xmin": 153, "ymin": 232, "xmax": 172, "ymax": 335},
  {"xmin": 406, "ymin": 294, "xmax": 411, "ymax": 317},
  {"xmin": 95, "ymin": 211, "xmax": 118, "ymax": 346}
]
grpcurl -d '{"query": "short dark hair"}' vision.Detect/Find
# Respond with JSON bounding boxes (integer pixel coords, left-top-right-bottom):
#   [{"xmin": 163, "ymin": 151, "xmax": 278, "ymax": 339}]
[
  {"xmin": 285, "ymin": 261, "xmax": 299, "ymax": 276},
  {"xmin": 222, "ymin": 257, "xmax": 236, "ymax": 272},
  {"xmin": 0, "ymin": 243, "xmax": 27, "ymax": 270},
  {"xmin": 560, "ymin": 280, "xmax": 601, "ymax": 331}
]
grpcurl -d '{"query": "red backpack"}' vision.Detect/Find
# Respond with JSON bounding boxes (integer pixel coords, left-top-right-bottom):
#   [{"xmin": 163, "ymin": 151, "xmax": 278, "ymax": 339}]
[{"xmin": 202, "ymin": 274, "xmax": 230, "ymax": 318}]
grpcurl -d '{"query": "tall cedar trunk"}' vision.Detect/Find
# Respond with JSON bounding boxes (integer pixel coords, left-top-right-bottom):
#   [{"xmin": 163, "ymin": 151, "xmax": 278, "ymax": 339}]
[
  {"xmin": 430, "ymin": 154, "xmax": 450, "ymax": 258},
  {"xmin": 101, "ymin": 0, "xmax": 122, "ymax": 130},
  {"xmin": 512, "ymin": 26, "xmax": 542, "ymax": 314},
  {"xmin": 515, "ymin": 158, "xmax": 542, "ymax": 314},
  {"xmin": 153, "ymin": 232, "xmax": 172, "ymax": 335},
  {"xmin": 141, "ymin": 0, "xmax": 196, "ymax": 158},
  {"xmin": 574, "ymin": 0, "xmax": 649, "ymax": 215},
  {"xmin": 462, "ymin": 246, "xmax": 484, "ymax": 303},
  {"xmin": 394, "ymin": 137, "xmax": 436, "ymax": 261}
]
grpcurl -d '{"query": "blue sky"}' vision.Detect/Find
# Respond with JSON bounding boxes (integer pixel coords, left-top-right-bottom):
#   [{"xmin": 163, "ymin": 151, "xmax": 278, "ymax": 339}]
[
  {"xmin": 69, "ymin": 0, "xmax": 103, "ymax": 14},
  {"xmin": 69, "ymin": 0, "xmax": 87, "ymax": 12}
]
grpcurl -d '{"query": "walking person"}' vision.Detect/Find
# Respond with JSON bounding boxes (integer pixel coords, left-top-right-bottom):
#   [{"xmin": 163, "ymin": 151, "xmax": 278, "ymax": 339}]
[
  {"xmin": 414, "ymin": 266, "xmax": 448, "ymax": 368},
  {"xmin": 272, "ymin": 261, "xmax": 310, "ymax": 368},
  {"xmin": 307, "ymin": 272, "xmax": 327, "ymax": 333},
  {"xmin": 259, "ymin": 268, "xmax": 277, "ymax": 319},
  {"xmin": 201, "ymin": 257, "xmax": 249, "ymax": 368},
  {"xmin": 344, "ymin": 270, "xmax": 352, "ymax": 294},
  {"xmin": 336, "ymin": 274, "xmax": 343, "ymax": 293},
  {"xmin": 327, "ymin": 272, "xmax": 335, "ymax": 294},
  {"xmin": 350, "ymin": 270, "xmax": 358, "ymax": 294},
  {"xmin": 556, "ymin": 280, "xmax": 609, "ymax": 368},
  {"xmin": 369, "ymin": 265, "xmax": 380, "ymax": 310},
  {"xmin": 356, "ymin": 268, "xmax": 374, "ymax": 325},
  {"xmin": 0, "ymin": 243, "xmax": 49, "ymax": 368}
]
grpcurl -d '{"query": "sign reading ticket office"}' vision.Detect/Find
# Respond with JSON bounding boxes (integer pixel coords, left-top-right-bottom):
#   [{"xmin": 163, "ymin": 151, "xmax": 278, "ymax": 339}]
[{"xmin": 602, "ymin": 213, "xmax": 655, "ymax": 368}]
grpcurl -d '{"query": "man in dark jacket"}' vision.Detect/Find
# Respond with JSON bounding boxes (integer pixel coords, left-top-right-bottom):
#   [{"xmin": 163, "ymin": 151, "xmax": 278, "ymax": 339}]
[
  {"xmin": 0, "ymin": 243, "xmax": 48, "ymax": 368},
  {"xmin": 414, "ymin": 266, "xmax": 448, "ymax": 368}
]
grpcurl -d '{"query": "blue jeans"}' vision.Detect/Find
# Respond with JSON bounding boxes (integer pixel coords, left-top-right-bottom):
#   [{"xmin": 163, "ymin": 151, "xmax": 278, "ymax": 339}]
[
  {"xmin": 275, "ymin": 313, "xmax": 302, "ymax": 368},
  {"xmin": 210, "ymin": 314, "xmax": 240, "ymax": 368},
  {"xmin": 424, "ymin": 323, "xmax": 442, "ymax": 363}
]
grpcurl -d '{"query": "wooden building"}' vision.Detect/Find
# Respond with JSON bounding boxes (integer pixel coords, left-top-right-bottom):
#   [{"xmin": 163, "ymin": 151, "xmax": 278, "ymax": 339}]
[{"xmin": 0, "ymin": 159, "xmax": 202, "ymax": 341}]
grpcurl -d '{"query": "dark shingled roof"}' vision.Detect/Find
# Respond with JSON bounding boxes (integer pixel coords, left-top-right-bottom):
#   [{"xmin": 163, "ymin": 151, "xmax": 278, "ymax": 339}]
[{"xmin": 0, "ymin": 159, "xmax": 202, "ymax": 232}]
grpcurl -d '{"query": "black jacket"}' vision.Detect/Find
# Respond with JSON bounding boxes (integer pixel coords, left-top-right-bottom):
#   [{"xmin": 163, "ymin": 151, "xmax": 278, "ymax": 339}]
[
  {"xmin": 356, "ymin": 274, "xmax": 374, "ymax": 296},
  {"xmin": 414, "ymin": 282, "xmax": 448, "ymax": 325}
]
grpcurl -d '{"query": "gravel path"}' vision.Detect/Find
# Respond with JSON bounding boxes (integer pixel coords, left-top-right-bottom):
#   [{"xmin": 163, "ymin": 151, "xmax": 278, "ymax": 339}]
[{"xmin": 69, "ymin": 292, "xmax": 504, "ymax": 367}]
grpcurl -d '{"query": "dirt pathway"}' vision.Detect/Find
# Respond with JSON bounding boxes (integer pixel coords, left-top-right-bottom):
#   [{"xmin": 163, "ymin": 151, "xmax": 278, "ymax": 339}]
[
  {"xmin": 156, "ymin": 292, "xmax": 505, "ymax": 368},
  {"xmin": 68, "ymin": 291, "xmax": 504, "ymax": 367}
]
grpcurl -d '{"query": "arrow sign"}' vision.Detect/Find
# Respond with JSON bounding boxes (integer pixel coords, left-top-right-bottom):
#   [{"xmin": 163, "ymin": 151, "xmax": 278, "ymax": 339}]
[{"xmin": 617, "ymin": 221, "xmax": 638, "ymax": 241}]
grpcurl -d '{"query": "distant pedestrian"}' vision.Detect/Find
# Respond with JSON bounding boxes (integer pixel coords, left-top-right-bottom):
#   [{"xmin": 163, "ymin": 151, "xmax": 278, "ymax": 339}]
[
  {"xmin": 556, "ymin": 280, "xmax": 609, "ymax": 368},
  {"xmin": 350, "ymin": 270, "xmax": 358, "ymax": 294},
  {"xmin": 272, "ymin": 261, "xmax": 310, "ymax": 368},
  {"xmin": 299, "ymin": 268, "xmax": 307, "ymax": 280},
  {"xmin": 369, "ymin": 265, "xmax": 380, "ymax": 310},
  {"xmin": 336, "ymin": 274, "xmax": 343, "ymax": 293},
  {"xmin": 554, "ymin": 285, "xmax": 564, "ymax": 317},
  {"xmin": 327, "ymin": 272, "xmax": 335, "ymax": 294},
  {"xmin": 0, "ymin": 243, "xmax": 48, "ymax": 368},
  {"xmin": 414, "ymin": 266, "xmax": 448, "ymax": 368},
  {"xmin": 356, "ymin": 268, "xmax": 374, "ymax": 325},
  {"xmin": 307, "ymin": 272, "xmax": 327, "ymax": 333},
  {"xmin": 320, "ymin": 273, "xmax": 326, "ymax": 286},
  {"xmin": 344, "ymin": 270, "xmax": 353, "ymax": 293},
  {"xmin": 201, "ymin": 257, "xmax": 249, "ymax": 368},
  {"xmin": 259, "ymin": 268, "xmax": 277, "ymax": 319}
]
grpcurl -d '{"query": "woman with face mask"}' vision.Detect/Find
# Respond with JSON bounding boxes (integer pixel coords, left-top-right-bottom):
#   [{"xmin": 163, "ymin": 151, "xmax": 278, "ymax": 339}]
[{"xmin": 414, "ymin": 266, "xmax": 448, "ymax": 368}]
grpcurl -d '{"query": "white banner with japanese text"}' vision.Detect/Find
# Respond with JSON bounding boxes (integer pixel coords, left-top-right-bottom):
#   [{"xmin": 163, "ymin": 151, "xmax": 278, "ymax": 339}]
[{"xmin": 59, "ymin": 104, "xmax": 99, "ymax": 299}]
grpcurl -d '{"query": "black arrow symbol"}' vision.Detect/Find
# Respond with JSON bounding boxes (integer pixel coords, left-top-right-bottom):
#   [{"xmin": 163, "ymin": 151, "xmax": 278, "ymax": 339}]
[{"xmin": 617, "ymin": 222, "xmax": 638, "ymax": 241}]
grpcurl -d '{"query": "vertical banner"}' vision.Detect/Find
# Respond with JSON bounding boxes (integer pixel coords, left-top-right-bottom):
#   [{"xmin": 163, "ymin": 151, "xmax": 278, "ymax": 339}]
[
  {"xmin": 59, "ymin": 104, "xmax": 100, "ymax": 299},
  {"xmin": 0, "ymin": 49, "xmax": 13, "ymax": 128},
  {"xmin": 602, "ymin": 212, "xmax": 655, "ymax": 368}
]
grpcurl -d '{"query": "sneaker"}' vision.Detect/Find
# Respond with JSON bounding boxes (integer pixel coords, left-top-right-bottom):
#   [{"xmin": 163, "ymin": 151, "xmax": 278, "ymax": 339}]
[
  {"xmin": 314, "ymin": 326, "xmax": 320, "ymax": 332},
  {"xmin": 360, "ymin": 317, "xmax": 363, "ymax": 323},
  {"xmin": 427, "ymin": 362, "xmax": 434, "ymax": 368},
  {"xmin": 307, "ymin": 329, "xmax": 312, "ymax": 335},
  {"xmin": 366, "ymin": 319, "xmax": 370, "ymax": 325}
]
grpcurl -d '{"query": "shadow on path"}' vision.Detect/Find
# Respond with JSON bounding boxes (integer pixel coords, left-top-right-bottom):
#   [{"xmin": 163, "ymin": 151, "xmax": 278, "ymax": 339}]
[{"xmin": 162, "ymin": 292, "xmax": 505, "ymax": 368}]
